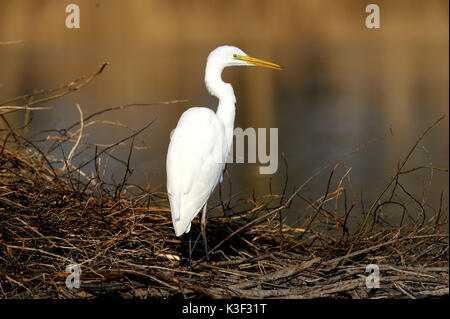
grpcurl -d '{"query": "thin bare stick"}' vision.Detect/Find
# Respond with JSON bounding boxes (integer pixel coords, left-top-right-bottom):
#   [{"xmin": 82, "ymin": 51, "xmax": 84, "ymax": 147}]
[{"xmin": 65, "ymin": 103, "xmax": 84, "ymax": 170}]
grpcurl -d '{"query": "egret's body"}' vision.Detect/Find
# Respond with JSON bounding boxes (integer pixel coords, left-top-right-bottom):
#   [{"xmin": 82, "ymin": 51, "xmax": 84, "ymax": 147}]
[
  {"xmin": 167, "ymin": 106, "xmax": 228, "ymax": 236},
  {"xmin": 166, "ymin": 46, "xmax": 281, "ymax": 254}
]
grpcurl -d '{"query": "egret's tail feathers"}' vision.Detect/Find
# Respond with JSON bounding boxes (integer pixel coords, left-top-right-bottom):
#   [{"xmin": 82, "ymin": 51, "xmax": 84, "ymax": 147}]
[
  {"xmin": 173, "ymin": 221, "xmax": 191, "ymax": 237},
  {"xmin": 171, "ymin": 201, "xmax": 205, "ymax": 237}
]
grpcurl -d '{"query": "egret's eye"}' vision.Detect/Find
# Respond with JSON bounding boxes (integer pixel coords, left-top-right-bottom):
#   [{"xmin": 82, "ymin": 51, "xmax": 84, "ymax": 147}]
[{"xmin": 233, "ymin": 54, "xmax": 242, "ymax": 60}]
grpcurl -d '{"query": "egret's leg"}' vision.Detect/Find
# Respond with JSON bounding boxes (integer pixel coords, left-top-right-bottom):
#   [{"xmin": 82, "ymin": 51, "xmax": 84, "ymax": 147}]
[
  {"xmin": 201, "ymin": 204, "xmax": 210, "ymax": 262},
  {"xmin": 188, "ymin": 231, "xmax": 192, "ymax": 265}
]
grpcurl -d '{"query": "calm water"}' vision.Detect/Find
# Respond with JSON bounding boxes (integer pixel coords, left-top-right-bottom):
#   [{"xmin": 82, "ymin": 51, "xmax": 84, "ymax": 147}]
[{"xmin": 1, "ymin": 0, "xmax": 448, "ymax": 225}]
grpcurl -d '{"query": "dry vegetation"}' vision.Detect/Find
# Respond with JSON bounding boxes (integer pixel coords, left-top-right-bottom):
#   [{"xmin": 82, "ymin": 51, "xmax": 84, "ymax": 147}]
[{"xmin": 0, "ymin": 64, "xmax": 448, "ymax": 299}]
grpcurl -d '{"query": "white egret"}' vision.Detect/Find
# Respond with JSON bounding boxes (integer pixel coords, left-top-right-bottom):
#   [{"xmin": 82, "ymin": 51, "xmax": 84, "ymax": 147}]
[{"xmin": 166, "ymin": 45, "xmax": 282, "ymax": 261}]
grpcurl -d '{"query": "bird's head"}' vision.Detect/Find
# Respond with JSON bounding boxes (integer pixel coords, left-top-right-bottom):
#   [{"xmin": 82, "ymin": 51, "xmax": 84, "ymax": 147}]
[{"xmin": 206, "ymin": 45, "xmax": 283, "ymax": 71}]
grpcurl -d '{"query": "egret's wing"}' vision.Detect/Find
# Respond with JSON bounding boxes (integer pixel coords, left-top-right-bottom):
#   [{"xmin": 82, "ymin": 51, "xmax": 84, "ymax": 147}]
[{"xmin": 166, "ymin": 107, "xmax": 227, "ymax": 236}]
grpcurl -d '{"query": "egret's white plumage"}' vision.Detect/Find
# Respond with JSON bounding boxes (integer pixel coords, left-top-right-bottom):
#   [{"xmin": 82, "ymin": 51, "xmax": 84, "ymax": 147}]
[{"xmin": 166, "ymin": 45, "xmax": 281, "ymax": 237}]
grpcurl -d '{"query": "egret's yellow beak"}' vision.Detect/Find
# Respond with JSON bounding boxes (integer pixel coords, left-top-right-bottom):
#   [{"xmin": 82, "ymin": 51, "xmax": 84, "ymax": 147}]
[{"xmin": 233, "ymin": 54, "xmax": 283, "ymax": 70}]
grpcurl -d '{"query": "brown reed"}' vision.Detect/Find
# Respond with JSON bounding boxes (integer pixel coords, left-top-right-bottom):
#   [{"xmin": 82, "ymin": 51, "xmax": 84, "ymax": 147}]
[{"xmin": 0, "ymin": 64, "xmax": 448, "ymax": 299}]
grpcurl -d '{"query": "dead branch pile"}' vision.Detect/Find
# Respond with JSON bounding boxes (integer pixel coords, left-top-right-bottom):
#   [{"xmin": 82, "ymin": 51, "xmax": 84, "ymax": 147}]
[{"xmin": 0, "ymin": 64, "xmax": 448, "ymax": 299}]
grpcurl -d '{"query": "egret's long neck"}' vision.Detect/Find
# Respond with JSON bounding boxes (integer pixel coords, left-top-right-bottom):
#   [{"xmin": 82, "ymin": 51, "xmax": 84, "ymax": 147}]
[{"xmin": 205, "ymin": 63, "xmax": 236, "ymax": 129}]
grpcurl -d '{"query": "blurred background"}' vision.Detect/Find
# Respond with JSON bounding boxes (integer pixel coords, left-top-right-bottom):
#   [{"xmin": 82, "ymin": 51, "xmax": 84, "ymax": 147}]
[{"xmin": 0, "ymin": 0, "xmax": 448, "ymax": 223}]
